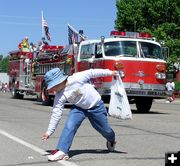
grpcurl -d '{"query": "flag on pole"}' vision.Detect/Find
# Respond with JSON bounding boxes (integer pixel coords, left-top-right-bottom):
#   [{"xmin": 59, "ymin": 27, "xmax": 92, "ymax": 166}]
[
  {"xmin": 68, "ymin": 24, "xmax": 78, "ymax": 44},
  {"xmin": 42, "ymin": 16, "xmax": 51, "ymax": 41}
]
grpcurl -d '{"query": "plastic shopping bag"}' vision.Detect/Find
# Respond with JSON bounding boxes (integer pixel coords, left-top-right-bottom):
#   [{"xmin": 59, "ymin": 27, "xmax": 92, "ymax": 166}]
[{"xmin": 108, "ymin": 75, "xmax": 132, "ymax": 120}]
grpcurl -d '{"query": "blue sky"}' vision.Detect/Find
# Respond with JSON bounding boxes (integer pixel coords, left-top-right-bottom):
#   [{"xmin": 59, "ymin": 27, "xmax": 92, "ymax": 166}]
[{"xmin": 0, "ymin": 0, "xmax": 116, "ymax": 56}]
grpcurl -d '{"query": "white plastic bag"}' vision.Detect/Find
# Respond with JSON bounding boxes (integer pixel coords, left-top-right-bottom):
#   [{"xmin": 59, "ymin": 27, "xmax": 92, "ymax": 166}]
[{"xmin": 108, "ymin": 75, "xmax": 132, "ymax": 120}]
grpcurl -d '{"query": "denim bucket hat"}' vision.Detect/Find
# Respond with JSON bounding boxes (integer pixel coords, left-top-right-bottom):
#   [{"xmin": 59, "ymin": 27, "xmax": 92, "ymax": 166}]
[{"xmin": 44, "ymin": 68, "xmax": 68, "ymax": 90}]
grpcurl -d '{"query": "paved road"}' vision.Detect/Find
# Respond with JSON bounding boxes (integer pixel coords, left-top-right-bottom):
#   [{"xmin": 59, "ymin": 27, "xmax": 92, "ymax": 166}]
[{"xmin": 0, "ymin": 92, "xmax": 180, "ymax": 166}]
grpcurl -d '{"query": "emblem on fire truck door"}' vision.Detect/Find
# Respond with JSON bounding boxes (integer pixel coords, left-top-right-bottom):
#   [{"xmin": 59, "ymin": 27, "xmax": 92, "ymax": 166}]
[{"xmin": 133, "ymin": 71, "xmax": 148, "ymax": 77}]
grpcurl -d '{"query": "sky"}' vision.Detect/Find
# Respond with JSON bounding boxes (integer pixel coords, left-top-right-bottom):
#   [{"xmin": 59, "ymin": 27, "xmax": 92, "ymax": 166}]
[{"xmin": 0, "ymin": 0, "xmax": 116, "ymax": 56}]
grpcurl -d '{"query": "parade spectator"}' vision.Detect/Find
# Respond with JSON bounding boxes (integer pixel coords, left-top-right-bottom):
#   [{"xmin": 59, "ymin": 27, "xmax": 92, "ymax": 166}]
[
  {"xmin": 166, "ymin": 80, "xmax": 175, "ymax": 103},
  {"xmin": 0, "ymin": 81, "xmax": 2, "ymax": 91},
  {"xmin": 1, "ymin": 83, "xmax": 9, "ymax": 93},
  {"xmin": 4, "ymin": 83, "xmax": 8, "ymax": 93},
  {"xmin": 1, "ymin": 83, "xmax": 4, "ymax": 92},
  {"xmin": 41, "ymin": 68, "xmax": 117, "ymax": 161}
]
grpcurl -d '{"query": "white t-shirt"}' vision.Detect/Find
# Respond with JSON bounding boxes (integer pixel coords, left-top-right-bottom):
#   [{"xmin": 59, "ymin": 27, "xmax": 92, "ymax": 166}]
[{"xmin": 46, "ymin": 69, "xmax": 113, "ymax": 136}]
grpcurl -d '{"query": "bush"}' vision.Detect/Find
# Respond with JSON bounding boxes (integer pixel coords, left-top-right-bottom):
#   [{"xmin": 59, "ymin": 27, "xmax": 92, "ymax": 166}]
[{"xmin": 175, "ymin": 81, "xmax": 180, "ymax": 90}]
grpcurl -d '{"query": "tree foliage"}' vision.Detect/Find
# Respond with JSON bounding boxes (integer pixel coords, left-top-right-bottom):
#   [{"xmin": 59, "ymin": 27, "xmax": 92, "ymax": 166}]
[
  {"xmin": 0, "ymin": 55, "xmax": 3, "ymax": 61},
  {"xmin": 115, "ymin": 0, "xmax": 180, "ymax": 72},
  {"xmin": 0, "ymin": 56, "xmax": 9, "ymax": 73}
]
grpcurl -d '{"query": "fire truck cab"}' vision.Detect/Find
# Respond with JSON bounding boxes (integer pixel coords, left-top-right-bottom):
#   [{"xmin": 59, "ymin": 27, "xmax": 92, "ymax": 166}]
[{"xmin": 76, "ymin": 31, "xmax": 168, "ymax": 113}]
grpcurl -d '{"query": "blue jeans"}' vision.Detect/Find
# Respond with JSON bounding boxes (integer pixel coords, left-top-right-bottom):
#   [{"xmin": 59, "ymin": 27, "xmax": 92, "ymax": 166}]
[{"xmin": 56, "ymin": 100, "xmax": 115, "ymax": 154}]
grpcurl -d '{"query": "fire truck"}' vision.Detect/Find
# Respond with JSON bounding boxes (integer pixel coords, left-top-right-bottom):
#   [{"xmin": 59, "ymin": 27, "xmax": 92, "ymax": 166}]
[
  {"xmin": 8, "ymin": 45, "xmax": 67, "ymax": 104},
  {"xmin": 75, "ymin": 31, "xmax": 168, "ymax": 112},
  {"xmin": 9, "ymin": 31, "xmax": 168, "ymax": 112},
  {"xmin": 8, "ymin": 50, "xmax": 35, "ymax": 99}
]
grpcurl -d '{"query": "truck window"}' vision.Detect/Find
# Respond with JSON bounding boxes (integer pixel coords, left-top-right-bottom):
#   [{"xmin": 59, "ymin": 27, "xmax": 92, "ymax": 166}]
[
  {"xmin": 104, "ymin": 41, "xmax": 137, "ymax": 57},
  {"xmin": 140, "ymin": 42, "xmax": 163, "ymax": 59},
  {"xmin": 80, "ymin": 44, "xmax": 95, "ymax": 60}
]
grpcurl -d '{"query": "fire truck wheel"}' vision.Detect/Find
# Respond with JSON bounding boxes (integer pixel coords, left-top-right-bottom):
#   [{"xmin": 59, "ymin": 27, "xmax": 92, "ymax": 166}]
[
  {"xmin": 41, "ymin": 82, "xmax": 52, "ymax": 106},
  {"xmin": 135, "ymin": 97, "xmax": 153, "ymax": 113},
  {"xmin": 11, "ymin": 85, "xmax": 24, "ymax": 99},
  {"xmin": 42, "ymin": 95, "xmax": 50, "ymax": 106}
]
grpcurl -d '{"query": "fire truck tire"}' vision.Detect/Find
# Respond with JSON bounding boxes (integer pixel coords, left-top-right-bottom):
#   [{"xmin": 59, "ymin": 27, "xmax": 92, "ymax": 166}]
[
  {"xmin": 135, "ymin": 97, "xmax": 153, "ymax": 113},
  {"xmin": 42, "ymin": 96, "xmax": 50, "ymax": 106},
  {"xmin": 102, "ymin": 95, "xmax": 110, "ymax": 103},
  {"xmin": 11, "ymin": 85, "xmax": 24, "ymax": 99},
  {"xmin": 41, "ymin": 82, "xmax": 52, "ymax": 106}
]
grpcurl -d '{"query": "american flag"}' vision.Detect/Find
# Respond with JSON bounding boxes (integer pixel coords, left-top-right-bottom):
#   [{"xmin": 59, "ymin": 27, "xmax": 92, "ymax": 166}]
[
  {"xmin": 42, "ymin": 17, "xmax": 51, "ymax": 41},
  {"xmin": 68, "ymin": 24, "xmax": 78, "ymax": 44}
]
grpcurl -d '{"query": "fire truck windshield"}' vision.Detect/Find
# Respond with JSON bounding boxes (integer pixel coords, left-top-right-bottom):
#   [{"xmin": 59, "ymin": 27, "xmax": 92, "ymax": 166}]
[
  {"xmin": 104, "ymin": 41, "xmax": 137, "ymax": 57},
  {"xmin": 140, "ymin": 42, "xmax": 163, "ymax": 59},
  {"xmin": 104, "ymin": 41, "xmax": 163, "ymax": 59}
]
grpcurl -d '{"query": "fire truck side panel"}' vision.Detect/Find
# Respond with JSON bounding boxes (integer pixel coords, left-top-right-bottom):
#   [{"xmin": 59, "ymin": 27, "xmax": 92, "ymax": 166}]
[
  {"xmin": 9, "ymin": 60, "xmax": 20, "ymax": 90},
  {"xmin": 35, "ymin": 75, "xmax": 44, "ymax": 94},
  {"xmin": 18, "ymin": 59, "xmax": 34, "ymax": 91}
]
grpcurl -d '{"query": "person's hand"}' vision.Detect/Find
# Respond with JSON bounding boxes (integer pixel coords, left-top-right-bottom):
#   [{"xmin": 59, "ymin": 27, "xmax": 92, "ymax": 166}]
[
  {"xmin": 41, "ymin": 132, "xmax": 49, "ymax": 141},
  {"xmin": 112, "ymin": 70, "xmax": 118, "ymax": 76}
]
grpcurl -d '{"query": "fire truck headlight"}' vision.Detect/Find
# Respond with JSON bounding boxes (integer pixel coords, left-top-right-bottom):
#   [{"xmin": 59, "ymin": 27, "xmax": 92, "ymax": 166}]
[
  {"xmin": 114, "ymin": 62, "xmax": 124, "ymax": 70},
  {"xmin": 156, "ymin": 73, "xmax": 166, "ymax": 79},
  {"xmin": 156, "ymin": 64, "xmax": 166, "ymax": 72}
]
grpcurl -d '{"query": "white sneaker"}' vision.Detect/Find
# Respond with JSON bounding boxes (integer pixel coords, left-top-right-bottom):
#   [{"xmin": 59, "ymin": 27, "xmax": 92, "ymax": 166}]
[
  {"xmin": 47, "ymin": 150, "xmax": 69, "ymax": 161},
  {"xmin": 106, "ymin": 141, "xmax": 116, "ymax": 152}
]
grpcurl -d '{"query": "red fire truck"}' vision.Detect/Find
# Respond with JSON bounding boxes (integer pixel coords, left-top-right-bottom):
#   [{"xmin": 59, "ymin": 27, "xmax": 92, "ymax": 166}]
[
  {"xmin": 9, "ymin": 31, "xmax": 168, "ymax": 112},
  {"xmin": 8, "ymin": 45, "xmax": 65, "ymax": 103},
  {"xmin": 8, "ymin": 50, "xmax": 35, "ymax": 99},
  {"xmin": 75, "ymin": 31, "xmax": 168, "ymax": 112}
]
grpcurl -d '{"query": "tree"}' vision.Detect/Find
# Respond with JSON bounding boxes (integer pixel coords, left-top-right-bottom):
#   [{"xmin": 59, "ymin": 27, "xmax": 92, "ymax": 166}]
[
  {"xmin": 0, "ymin": 56, "xmax": 9, "ymax": 73},
  {"xmin": 0, "ymin": 55, "xmax": 3, "ymax": 61},
  {"xmin": 115, "ymin": 0, "xmax": 180, "ymax": 73}
]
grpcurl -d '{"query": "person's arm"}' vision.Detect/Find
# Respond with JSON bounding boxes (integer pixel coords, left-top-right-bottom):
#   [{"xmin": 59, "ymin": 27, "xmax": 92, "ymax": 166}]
[
  {"xmin": 72, "ymin": 69, "xmax": 117, "ymax": 83},
  {"xmin": 41, "ymin": 92, "xmax": 66, "ymax": 141}
]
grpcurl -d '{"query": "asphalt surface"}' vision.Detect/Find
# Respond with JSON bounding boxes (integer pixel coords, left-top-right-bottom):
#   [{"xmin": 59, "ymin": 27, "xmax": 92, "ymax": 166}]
[{"xmin": 0, "ymin": 92, "xmax": 180, "ymax": 166}]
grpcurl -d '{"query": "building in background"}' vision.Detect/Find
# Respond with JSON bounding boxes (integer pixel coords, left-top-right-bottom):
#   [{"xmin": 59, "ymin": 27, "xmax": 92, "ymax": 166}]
[{"xmin": 0, "ymin": 73, "xmax": 9, "ymax": 84}]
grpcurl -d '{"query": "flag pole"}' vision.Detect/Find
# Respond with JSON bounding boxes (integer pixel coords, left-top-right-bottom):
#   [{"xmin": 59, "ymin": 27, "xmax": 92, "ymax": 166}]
[
  {"xmin": 41, "ymin": 10, "xmax": 44, "ymax": 39},
  {"xmin": 68, "ymin": 23, "xmax": 86, "ymax": 40},
  {"xmin": 67, "ymin": 23, "xmax": 79, "ymax": 34}
]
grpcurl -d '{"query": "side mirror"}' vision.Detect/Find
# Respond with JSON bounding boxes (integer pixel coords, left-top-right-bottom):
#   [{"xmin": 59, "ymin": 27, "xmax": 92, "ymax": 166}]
[{"xmin": 95, "ymin": 44, "xmax": 103, "ymax": 58}]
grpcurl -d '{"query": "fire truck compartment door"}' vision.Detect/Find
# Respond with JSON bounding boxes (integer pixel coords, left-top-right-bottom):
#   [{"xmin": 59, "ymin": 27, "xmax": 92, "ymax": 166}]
[{"xmin": 78, "ymin": 60, "xmax": 89, "ymax": 71}]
